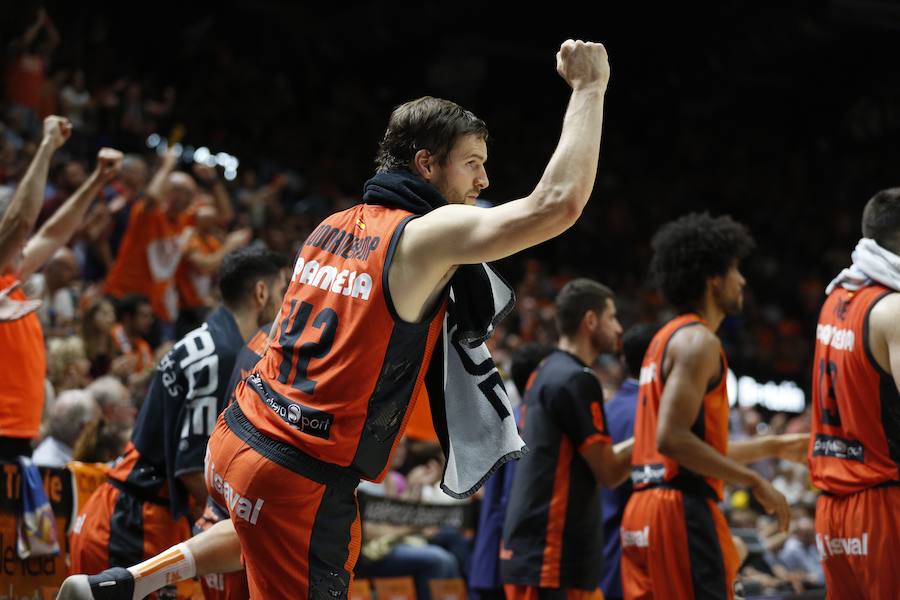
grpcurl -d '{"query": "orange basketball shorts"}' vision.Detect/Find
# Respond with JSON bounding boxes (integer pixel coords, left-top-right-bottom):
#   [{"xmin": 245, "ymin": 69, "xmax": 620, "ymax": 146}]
[
  {"xmin": 815, "ymin": 485, "xmax": 900, "ymax": 599},
  {"xmin": 204, "ymin": 403, "xmax": 362, "ymax": 600},
  {"xmin": 620, "ymin": 487, "xmax": 738, "ymax": 600}
]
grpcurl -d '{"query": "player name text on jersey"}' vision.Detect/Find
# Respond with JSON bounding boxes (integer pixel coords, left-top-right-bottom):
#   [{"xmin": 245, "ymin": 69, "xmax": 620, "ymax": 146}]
[
  {"xmin": 816, "ymin": 324, "xmax": 855, "ymax": 352},
  {"xmin": 291, "ymin": 256, "xmax": 373, "ymax": 300}
]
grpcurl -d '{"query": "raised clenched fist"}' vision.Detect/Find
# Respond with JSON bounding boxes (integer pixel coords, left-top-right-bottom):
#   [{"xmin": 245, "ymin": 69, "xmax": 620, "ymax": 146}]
[
  {"xmin": 556, "ymin": 39, "xmax": 610, "ymax": 92},
  {"xmin": 42, "ymin": 115, "xmax": 72, "ymax": 150}
]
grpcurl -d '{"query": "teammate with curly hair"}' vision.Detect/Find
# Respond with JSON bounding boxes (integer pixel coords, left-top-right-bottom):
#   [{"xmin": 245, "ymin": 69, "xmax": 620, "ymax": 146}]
[{"xmin": 619, "ymin": 213, "xmax": 808, "ymax": 600}]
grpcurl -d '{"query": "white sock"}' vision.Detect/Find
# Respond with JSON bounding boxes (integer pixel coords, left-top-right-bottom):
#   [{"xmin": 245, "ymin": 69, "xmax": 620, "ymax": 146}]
[{"xmin": 127, "ymin": 542, "xmax": 197, "ymax": 599}]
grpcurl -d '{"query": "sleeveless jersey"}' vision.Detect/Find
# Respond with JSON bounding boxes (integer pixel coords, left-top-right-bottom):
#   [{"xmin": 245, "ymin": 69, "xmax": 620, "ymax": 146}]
[
  {"xmin": 809, "ymin": 284, "xmax": 900, "ymax": 495},
  {"xmin": 240, "ymin": 204, "xmax": 446, "ymax": 481},
  {"xmin": 631, "ymin": 314, "xmax": 729, "ymax": 500}
]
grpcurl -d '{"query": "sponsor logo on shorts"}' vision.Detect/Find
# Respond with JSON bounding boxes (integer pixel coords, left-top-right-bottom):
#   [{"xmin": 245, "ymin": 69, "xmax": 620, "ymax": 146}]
[
  {"xmin": 816, "ymin": 533, "xmax": 869, "ymax": 560},
  {"xmin": 205, "ymin": 451, "xmax": 264, "ymax": 526},
  {"xmin": 631, "ymin": 463, "xmax": 666, "ymax": 486},
  {"xmin": 812, "ymin": 434, "xmax": 865, "ymax": 462},
  {"xmin": 621, "ymin": 526, "xmax": 650, "ymax": 548},
  {"xmin": 251, "ymin": 374, "xmax": 334, "ymax": 439}
]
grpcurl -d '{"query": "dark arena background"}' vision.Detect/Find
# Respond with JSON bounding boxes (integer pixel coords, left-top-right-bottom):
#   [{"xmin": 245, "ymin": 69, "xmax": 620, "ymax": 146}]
[{"xmin": 2, "ymin": 1, "xmax": 899, "ymax": 598}]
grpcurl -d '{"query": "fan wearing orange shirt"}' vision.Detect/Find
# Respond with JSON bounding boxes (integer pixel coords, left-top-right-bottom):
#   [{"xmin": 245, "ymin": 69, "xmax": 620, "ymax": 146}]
[
  {"xmin": 175, "ymin": 186, "xmax": 251, "ymax": 337},
  {"xmin": 0, "ymin": 116, "xmax": 122, "ymax": 460}
]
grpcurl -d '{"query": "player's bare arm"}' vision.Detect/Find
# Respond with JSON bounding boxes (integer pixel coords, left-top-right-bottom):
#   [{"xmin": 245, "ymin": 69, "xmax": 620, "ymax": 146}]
[
  {"xmin": 580, "ymin": 436, "xmax": 634, "ymax": 488},
  {"xmin": 390, "ymin": 40, "xmax": 609, "ymax": 322},
  {"xmin": 867, "ymin": 291, "xmax": 900, "ymax": 391},
  {"xmin": 728, "ymin": 432, "xmax": 809, "ymax": 465},
  {"xmin": 656, "ymin": 326, "xmax": 791, "ymax": 531}
]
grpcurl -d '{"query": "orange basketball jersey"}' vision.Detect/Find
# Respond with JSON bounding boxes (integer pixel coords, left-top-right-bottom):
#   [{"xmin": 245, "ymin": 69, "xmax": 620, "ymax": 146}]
[
  {"xmin": 809, "ymin": 284, "xmax": 900, "ymax": 495},
  {"xmin": 239, "ymin": 204, "xmax": 445, "ymax": 482},
  {"xmin": 631, "ymin": 314, "xmax": 730, "ymax": 500}
]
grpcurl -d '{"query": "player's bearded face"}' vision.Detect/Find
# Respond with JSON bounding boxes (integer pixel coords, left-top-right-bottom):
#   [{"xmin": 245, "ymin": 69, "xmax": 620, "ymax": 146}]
[
  {"xmin": 260, "ymin": 272, "xmax": 288, "ymax": 326},
  {"xmin": 592, "ymin": 298, "xmax": 623, "ymax": 355},
  {"xmin": 428, "ymin": 134, "xmax": 489, "ymax": 206}
]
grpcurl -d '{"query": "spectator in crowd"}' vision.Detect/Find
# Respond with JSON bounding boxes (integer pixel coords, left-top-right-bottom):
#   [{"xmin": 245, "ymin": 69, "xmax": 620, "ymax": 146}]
[
  {"xmin": 82, "ymin": 295, "xmax": 122, "ymax": 378},
  {"xmin": 59, "ymin": 69, "xmax": 92, "ymax": 130},
  {"xmin": 33, "ymin": 389, "xmax": 98, "ymax": 467},
  {"xmin": 79, "ymin": 153, "xmax": 151, "ymax": 282},
  {"xmin": 4, "ymin": 8, "xmax": 60, "ymax": 129},
  {"xmin": 0, "ymin": 115, "xmax": 121, "ymax": 460},
  {"xmin": 87, "ymin": 375, "xmax": 137, "ymax": 432},
  {"xmin": 47, "ymin": 336, "xmax": 91, "ymax": 393},
  {"xmin": 174, "ymin": 190, "xmax": 250, "ymax": 337},
  {"xmin": 103, "ymin": 147, "xmax": 197, "ymax": 338},
  {"xmin": 776, "ymin": 515, "xmax": 824, "ymax": 592},
  {"xmin": 38, "ymin": 159, "xmax": 87, "ymax": 226},
  {"xmin": 102, "ymin": 155, "xmax": 239, "ymax": 339},
  {"xmin": 111, "ymin": 293, "xmax": 155, "ymax": 381},
  {"xmin": 27, "ymin": 245, "xmax": 80, "ymax": 336},
  {"xmin": 71, "ymin": 416, "xmax": 129, "ymax": 464}
]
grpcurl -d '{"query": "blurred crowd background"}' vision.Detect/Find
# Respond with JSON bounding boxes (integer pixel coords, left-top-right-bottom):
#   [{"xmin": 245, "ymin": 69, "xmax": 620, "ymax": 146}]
[{"xmin": 4, "ymin": 2, "xmax": 899, "ymax": 597}]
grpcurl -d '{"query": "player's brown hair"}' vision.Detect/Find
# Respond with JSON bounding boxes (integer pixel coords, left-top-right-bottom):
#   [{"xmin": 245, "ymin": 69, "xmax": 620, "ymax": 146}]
[
  {"xmin": 555, "ymin": 278, "xmax": 615, "ymax": 337},
  {"xmin": 375, "ymin": 96, "xmax": 488, "ymax": 173}
]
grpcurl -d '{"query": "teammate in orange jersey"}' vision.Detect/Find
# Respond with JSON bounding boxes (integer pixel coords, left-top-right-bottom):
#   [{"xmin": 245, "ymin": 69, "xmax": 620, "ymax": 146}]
[
  {"xmin": 59, "ymin": 39, "xmax": 612, "ymax": 600},
  {"xmin": 620, "ymin": 214, "xmax": 808, "ymax": 600},
  {"xmin": 809, "ymin": 189, "xmax": 900, "ymax": 598}
]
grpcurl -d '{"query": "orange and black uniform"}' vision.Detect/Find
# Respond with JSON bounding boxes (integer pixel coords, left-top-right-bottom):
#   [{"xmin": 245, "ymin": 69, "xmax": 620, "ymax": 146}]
[
  {"xmin": 621, "ymin": 314, "xmax": 739, "ymax": 600},
  {"xmin": 69, "ymin": 307, "xmax": 246, "ymax": 578},
  {"xmin": 500, "ymin": 350, "xmax": 610, "ymax": 600},
  {"xmin": 809, "ymin": 284, "xmax": 900, "ymax": 598},
  {"xmin": 205, "ymin": 203, "xmax": 445, "ymax": 599},
  {"xmin": 0, "ymin": 273, "xmax": 45, "ymax": 458}
]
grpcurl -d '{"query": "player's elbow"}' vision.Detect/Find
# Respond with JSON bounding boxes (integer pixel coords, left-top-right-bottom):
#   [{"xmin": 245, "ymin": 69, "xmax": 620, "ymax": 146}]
[
  {"xmin": 533, "ymin": 184, "xmax": 585, "ymax": 229},
  {"xmin": 656, "ymin": 423, "xmax": 680, "ymax": 458}
]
